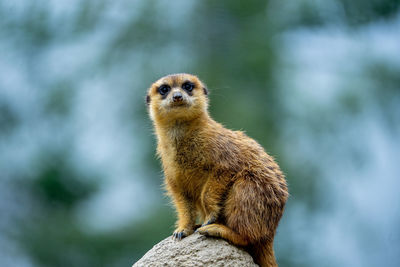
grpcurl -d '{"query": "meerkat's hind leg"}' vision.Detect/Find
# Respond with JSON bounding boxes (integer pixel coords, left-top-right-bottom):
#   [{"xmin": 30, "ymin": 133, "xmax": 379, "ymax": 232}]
[{"xmin": 196, "ymin": 223, "xmax": 249, "ymax": 246}]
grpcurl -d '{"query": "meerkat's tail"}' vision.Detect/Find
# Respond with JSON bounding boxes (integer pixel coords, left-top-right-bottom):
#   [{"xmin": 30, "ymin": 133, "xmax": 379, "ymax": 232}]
[{"xmin": 249, "ymin": 241, "xmax": 277, "ymax": 267}]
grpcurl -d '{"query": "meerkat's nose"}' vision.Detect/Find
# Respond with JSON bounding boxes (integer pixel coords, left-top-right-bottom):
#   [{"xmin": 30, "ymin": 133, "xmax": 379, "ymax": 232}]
[{"xmin": 172, "ymin": 91, "xmax": 183, "ymax": 102}]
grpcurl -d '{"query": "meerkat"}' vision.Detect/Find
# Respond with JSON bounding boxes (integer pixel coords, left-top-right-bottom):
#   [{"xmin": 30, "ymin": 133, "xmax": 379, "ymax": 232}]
[{"xmin": 146, "ymin": 73, "xmax": 288, "ymax": 267}]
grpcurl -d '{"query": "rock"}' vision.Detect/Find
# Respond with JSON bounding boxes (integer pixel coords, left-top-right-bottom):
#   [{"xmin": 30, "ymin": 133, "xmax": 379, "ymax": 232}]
[{"xmin": 133, "ymin": 233, "xmax": 257, "ymax": 267}]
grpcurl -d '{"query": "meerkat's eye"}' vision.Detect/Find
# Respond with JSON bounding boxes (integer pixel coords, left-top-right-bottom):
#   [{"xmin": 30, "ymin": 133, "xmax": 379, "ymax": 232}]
[
  {"xmin": 182, "ymin": 82, "xmax": 194, "ymax": 92},
  {"xmin": 158, "ymin": 85, "xmax": 170, "ymax": 95}
]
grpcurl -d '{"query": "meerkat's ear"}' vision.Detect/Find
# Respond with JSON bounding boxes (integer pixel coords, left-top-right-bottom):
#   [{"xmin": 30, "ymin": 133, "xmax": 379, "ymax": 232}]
[
  {"xmin": 203, "ymin": 87, "xmax": 208, "ymax": 96},
  {"xmin": 146, "ymin": 95, "xmax": 151, "ymax": 105}
]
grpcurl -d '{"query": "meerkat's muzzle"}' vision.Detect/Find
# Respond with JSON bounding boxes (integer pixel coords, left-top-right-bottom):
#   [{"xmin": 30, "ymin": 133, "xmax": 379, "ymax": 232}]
[
  {"xmin": 172, "ymin": 91, "xmax": 183, "ymax": 102},
  {"xmin": 167, "ymin": 89, "xmax": 190, "ymax": 108}
]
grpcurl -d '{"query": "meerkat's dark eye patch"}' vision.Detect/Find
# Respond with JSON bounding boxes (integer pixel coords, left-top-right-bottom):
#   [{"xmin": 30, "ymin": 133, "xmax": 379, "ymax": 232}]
[
  {"xmin": 158, "ymin": 84, "xmax": 171, "ymax": 96},
  {"xmin": 182, "ymin": 82, "xmax": 194, "ymax": 93}
]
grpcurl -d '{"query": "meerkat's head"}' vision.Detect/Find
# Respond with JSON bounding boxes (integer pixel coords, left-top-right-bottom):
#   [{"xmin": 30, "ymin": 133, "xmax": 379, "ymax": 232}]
[{"xmin": 146, "ymin": 73, "xmax": 209, "ymax": 123}]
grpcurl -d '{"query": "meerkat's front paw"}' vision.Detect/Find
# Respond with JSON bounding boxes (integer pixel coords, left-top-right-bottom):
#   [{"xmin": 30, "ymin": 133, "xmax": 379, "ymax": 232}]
[
  {"xmin": 195, "ymin": 224, "xmax": 222, "ymax": 238},
  {"xmin": 172, "ymin": 228, "xmax": 194, "ymax": 241},
  {"xmin": 200, "ymin": 215, "xmax": 217, "ymax": 227}
]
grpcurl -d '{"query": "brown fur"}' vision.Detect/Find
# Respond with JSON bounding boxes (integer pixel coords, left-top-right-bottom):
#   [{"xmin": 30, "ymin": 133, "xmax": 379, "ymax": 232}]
[{"xmin": 147, "ymin": 73, "xmax": 288, "ymax": 267}]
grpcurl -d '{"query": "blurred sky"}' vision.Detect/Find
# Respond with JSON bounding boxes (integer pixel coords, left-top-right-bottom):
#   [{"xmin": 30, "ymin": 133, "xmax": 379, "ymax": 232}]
[{"xmin": 0, "ymin": 1, "xmax": 399, "ymax": 267}]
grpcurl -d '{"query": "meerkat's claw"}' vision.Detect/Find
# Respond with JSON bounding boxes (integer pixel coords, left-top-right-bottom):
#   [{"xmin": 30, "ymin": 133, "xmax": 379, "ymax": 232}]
[
  {"xmin": 195, "ymin": 218, "xmax": 216, "ymax": 232},
  {"xmin": 201, "ymin": 216, "xmax": 217, "ymax": 227},
  {"xmin": 172, "ymin": 231, "xmax": 186, "ymax": 240},
  {"xmin": 172, "ymin": 228, "xmax": 193, "ymax": 241}
]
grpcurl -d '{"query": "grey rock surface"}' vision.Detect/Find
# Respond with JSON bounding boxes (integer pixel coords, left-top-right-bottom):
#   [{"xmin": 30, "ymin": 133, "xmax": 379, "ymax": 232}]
[{"xmin": 133, "ymin": 233, "xmax": 258, "ymax": 267}]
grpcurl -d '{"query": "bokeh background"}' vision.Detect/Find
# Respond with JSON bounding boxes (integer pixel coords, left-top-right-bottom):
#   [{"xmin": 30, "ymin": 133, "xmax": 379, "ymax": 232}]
[{"xmin": 1, "ymin": 0, "xmax": 399, "ymax": 266}]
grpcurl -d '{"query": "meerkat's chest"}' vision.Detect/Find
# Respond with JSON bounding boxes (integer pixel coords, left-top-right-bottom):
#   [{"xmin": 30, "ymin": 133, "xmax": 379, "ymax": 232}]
[
  {"xmin": 159, "ymin": 140, "xmax": 209, "ymax": 198},
  {"xmin": 162, "ymin": 130, "xmax": 208, "ymax": 166}
]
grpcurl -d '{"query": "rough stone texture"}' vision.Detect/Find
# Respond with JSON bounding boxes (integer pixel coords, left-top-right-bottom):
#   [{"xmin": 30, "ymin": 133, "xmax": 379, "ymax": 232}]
[{"xmin": 133, "ymin": 233, "xmax": 258, "ymax": 267}]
